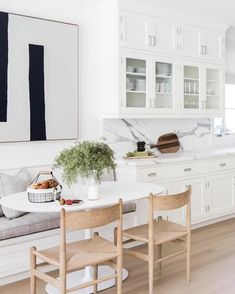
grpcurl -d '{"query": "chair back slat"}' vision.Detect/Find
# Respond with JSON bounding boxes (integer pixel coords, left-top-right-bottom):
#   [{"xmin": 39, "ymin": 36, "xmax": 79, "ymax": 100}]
[
  {"xmin": 152, "ymin": 186, "xmax": 191, "ymax": 211},
  {"xmin": 62, "ymin": 203, "xmax": 121, "ymax": 230}
]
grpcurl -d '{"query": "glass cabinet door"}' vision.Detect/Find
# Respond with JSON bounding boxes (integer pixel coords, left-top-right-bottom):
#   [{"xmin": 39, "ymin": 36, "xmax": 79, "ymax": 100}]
[
  {"xmin": 183, "ymin": 65, "xmax": 200, "ymax": 110},
  {"xmin": 125, "ymin": 58, "xmax": 146, "ymax": 108},
  {"xmin": 154, "ymin": 61, "xmax": 173, "ymax": 109},
  {"xmin": 205, "ymin": 68, "xmax": 220, "ymax": 110}
]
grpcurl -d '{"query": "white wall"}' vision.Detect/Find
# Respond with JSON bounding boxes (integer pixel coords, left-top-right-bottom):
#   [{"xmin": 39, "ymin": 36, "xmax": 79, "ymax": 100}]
[
  {"xmin": 0, "ymin": 0, "xmax": 102, "ymax": 168},
  {"xmin": 226, "ymin": 27, "xmax": 235, "ymax": 75}
]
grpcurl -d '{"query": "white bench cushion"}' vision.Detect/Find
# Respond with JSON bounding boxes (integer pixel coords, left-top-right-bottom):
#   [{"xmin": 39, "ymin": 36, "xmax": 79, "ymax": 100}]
[{"xmin": 0, "ymin": 212, "xmax": 59, "ymax": 241}]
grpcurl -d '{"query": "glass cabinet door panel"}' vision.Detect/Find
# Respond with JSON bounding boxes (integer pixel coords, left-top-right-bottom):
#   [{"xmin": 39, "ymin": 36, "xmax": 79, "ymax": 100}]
[
  {"xmin": 126, "ymin": 58, "xmax": 146, "ymax": 108},
  {"xmin": 183, "ymin": 65, "xmax": 200, "ymax": 109},
  {"xmin": 154, "ymin": 62, "xmax": 173, "ymax": 109},
  {"xmin": 205, "ymin": 68, "xmax": 220, "ymax": 110}
]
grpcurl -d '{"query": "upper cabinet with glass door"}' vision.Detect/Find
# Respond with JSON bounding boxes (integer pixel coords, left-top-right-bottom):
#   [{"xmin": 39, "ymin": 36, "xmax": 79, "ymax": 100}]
[
  {"xmin": 124, "ymin": 56, "xmax": 148, "ymax": 111},
  {"xmin": 154, "ymin": 60, "xmax": 174, "ymax": 110},
  {"xmin": 204, "ymin": 67, "xmax": 222, "ymax": 112},
  {"xmin": 183, "ymin": 64, "xmax": 201, "ymax": 111}
]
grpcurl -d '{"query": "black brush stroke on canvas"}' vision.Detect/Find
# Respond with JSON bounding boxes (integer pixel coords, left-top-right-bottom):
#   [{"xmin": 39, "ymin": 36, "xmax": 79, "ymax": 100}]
[
  {"xmin": 29, "ymin": 44, "xmax": 46, "ymax": 141},
  {"xmin": 0, "ymin": 12, "xmax": 8, "ymax": 122}
]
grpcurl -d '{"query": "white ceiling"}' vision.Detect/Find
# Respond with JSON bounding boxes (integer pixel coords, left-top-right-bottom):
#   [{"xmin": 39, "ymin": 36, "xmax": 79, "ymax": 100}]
[{"xmin": 139, "ymin": 0, "xmax": 235, "ymax": 27}]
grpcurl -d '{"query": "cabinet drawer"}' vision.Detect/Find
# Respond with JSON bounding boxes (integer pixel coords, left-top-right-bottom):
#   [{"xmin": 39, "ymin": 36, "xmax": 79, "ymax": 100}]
[
  {"xmin": 207, "ymin": 158, "xmax": 235, "ymax": 173},
  {"xmin": 165, "ymin": 163, "xmax": 203, "ymax": 179},
  {"xmin": 136, "ymin": 167, "xmax": 164, "ymax": 182}
]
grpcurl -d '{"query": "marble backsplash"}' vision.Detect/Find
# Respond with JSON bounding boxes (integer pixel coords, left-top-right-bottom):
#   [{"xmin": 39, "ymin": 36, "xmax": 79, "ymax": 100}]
[{"xmin": 102, "ymin": 119, "xmax": 212, "ymax": 157}]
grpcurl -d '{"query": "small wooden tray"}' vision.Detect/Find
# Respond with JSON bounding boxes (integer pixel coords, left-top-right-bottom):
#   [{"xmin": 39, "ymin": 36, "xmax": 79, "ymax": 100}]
[{"xmin": 123, "ymin": 155, "xmax": 157, "ymax": 160}]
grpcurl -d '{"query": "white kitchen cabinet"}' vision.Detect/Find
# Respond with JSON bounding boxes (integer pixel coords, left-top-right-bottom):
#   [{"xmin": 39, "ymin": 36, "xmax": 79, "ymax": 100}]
[
  {"xmin": 121, "ymin": 52, "xmax": 150, "ymax": 112},
  {"xmin": 151, "ymin": 18, "xmax": 177, "ymax": 55},
  {"xmin": 151, "ymin": 57, "xmax": 177, "ymax": 112},
  {"xmin": 120, "ymin": 11, "xmax": 177, "ymax": 55},
  {"xmin": 206, "ymin": 172, "xmax": 235, "ymax": 218},
  {"xmin": 100, "ymin": 0, "xmax": 228, "ymax": 118},
  {"xmin": 178, "ymin": 25, "xmax": 225, "ymax": 63},
  {"xmin": 120, "ymin": 12, "xmax": 151, "ymax": 52},
  {"xmin": 203, "ymin": 65, "xmax": 224, "ymax": 113},
  {"xmin": 178, "ymin": 60, "xmax": 224, "ymax": 114},
  {"xmin": 180, "ymin": 60, "xmax": 202, "ymax": 113},
  {"xmin": 121, "ymin": 53, "xmax": 177, "ymax": 113},
  {"xmin": 200, "ymin": 29, "xmax": 225, "ymax": 62},
  {"xmin": 166, "ymin": 177, "xmax": 207, "ymax": 224},
  {"xmin": 116, "ymin": 154, "xmax": 235, "ymax": 227},
  {"xmin": 179, "ymin": 24, "xmax": 201, "ymax": 59}
]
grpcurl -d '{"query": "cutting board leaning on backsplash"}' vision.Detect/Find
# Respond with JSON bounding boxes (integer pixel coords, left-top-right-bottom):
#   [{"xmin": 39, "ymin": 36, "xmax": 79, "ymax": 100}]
[{"xmin": 150, "ymin": 133, "xmax": 180, "ymax": 153}]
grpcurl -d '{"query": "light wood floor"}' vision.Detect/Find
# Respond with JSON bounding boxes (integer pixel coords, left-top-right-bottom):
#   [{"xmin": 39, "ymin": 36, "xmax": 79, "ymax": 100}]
[{"xmin": 2, "ymin": 218, "xmax": 235, "ymax": 294}]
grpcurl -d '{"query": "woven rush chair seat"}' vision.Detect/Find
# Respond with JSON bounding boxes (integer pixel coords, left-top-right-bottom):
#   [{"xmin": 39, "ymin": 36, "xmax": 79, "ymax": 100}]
[
  {"xmin": 36, "ymin": 235, "xmax": 119, "ymax": 271},
  {"xmin": 123, "ymin": 218, "xmax": 187, "ymax": 245}
]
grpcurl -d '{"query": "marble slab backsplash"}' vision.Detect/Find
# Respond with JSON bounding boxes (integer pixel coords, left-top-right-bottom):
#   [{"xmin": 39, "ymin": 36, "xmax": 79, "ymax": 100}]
[{"xmin": 101, "ymin": 119, "xmax": 212, "ymax": 157}]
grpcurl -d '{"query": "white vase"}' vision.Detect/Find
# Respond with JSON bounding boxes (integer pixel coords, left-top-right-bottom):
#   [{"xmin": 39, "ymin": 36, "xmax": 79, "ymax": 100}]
[
  {"xmin": 88, "ymin": 184, "xmax": 99, "ymax": 200},
  {"xmin": 87, "ymin": 170, "xmax": 100, "ymax": 200}
]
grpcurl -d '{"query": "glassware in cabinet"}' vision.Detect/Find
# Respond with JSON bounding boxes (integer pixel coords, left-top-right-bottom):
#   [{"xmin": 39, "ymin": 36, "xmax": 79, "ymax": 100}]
[
  {"xmin": 183, "ymin": 65, "xmax": 200, "ymax": 109},
  {"xmin": 154, "ymin": 61, "xmax": 173, "ymax": 109},
  {"xmin": 205, "ymin": 68, "xmax": 220, "ymax": 110}
]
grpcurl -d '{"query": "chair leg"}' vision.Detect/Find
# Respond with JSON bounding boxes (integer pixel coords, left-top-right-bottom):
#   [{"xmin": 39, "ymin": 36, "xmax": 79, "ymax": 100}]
[
  {"xmin": 30, "ymin": 246, "xmax": 36, "ymax": 294},
  {"xmin": 148, "ymin": 244, "xmax": 154, "ymax": 294},
  {"xmin": 94, "ymin": 264, "xmax": 98, "ymax": 294},
  {"xmin": 117, "ymin": 255, "xmax": 122, "ymax": 294},
  {"xmin": 60, "ymin": 271, "xmax": 66, "ymax": 294},
  {"xmin": 186, "ymin": 234, "xmax": 191, "ymax": 284},
  {"xmin": 148, "ymin": 259, "xmax": 154, "ymax": 294}
]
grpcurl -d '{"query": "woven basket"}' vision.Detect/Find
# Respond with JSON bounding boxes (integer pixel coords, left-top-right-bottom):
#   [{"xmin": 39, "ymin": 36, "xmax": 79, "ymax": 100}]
[{"xmin": 27, "ymin": 171, "xmax": 62, "ymax": 203}]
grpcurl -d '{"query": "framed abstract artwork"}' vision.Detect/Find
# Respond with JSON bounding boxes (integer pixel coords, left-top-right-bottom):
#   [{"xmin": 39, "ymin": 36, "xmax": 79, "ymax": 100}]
[{"xmin": 0, "ymin": 11, "xmax": 78, "ymax": 142}]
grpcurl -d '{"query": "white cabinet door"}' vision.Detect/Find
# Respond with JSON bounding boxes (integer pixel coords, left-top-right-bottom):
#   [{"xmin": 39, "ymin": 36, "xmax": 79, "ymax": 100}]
[
  {"xmin": 152, "ymin": 18, "xmax": 177, "ymax": 54},
  {"xmin": 120, "ymin": 52, "xmax": 151, "ymax": 112},
  {"xmin": 151, "ymin": 56, "xmax": 177, "ymax": 113},
  {"xmin": 120, "ymin": 11, "xmax": 151, "ymax": 51},
  {"xmin": 202, "ymin": 64, "xmax": 224, "ymax": 113},
  {"xmin": 207, "ymin": 173, "xmax": 235, "ymax": 217},
  {"xmin": 205, "ymin": 30, "xmax": 225, "ymax": 62},
  {"xmin": 180, "ymin": 25, "xmax": 200, "ymax": 58},
  {"xmin": 179, "ymin": 60, "xmax": 203, "ymax": 113},
  {"xmin": 166, "ymin": 177, "xmax": 206, "ymax": 225}
]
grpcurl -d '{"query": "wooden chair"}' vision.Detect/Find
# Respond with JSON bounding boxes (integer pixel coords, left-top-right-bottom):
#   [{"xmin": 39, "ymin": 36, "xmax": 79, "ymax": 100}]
[
  {"xmin": 119, "ymin": 186, "xmax": 191, "ymax": 294},
  {"xmin": 30, "ymin": 200, "xmax": 123, "ymax": 294}
]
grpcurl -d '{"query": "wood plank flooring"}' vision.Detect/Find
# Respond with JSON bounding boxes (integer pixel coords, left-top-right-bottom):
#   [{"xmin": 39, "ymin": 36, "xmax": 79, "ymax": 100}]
[{"xmin": 2, "ymin": 218, "xmax": 235, "ymax": 293}]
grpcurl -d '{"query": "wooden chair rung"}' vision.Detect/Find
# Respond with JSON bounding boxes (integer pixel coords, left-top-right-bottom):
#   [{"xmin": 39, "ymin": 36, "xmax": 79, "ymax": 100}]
[
  {"xmin": 123, "ymin": 238, "xmax": 136, "ymax": 245},
  {"xmin": 154, "ymin": 250, "xmax": 187, "ymax": 264},
  {"xmin": 32, "ymin": 269, "xmax": 60, "ymax": 288},
  {"xmin": 67, "ymin": 274, "xmax": 118, "ymax": 292},
  {"xmin": 124, "ymin": 248, "xmax": 149, "ymax": 262}
]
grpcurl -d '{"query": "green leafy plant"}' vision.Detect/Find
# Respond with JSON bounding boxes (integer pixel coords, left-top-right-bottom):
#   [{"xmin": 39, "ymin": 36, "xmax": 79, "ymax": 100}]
[{"xmin": 55, "ymin": 141, "xmax": 116, "ymax": 186}]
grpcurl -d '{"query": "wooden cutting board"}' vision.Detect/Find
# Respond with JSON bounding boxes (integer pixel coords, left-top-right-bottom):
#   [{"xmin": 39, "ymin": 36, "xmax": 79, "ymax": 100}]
[{"xmin": 150, "ymin": 133, "xmax": 180, "ymax": 153}]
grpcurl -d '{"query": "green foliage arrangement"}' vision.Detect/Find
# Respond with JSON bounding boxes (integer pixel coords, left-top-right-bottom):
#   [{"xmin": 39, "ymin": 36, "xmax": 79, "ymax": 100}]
[{"xmin": 55, "ymin": 141, "xmax": 116, "ymax": 186}]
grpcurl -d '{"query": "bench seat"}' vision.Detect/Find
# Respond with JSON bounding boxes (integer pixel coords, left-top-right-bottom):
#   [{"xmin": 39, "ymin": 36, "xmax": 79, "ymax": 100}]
[{"xmin": 0, "ymin": 213, "xmax": 60, "ymax": 241}]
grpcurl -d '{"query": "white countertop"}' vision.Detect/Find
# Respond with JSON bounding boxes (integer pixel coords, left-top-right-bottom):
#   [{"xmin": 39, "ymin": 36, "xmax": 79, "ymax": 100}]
[{"xmin": 117, "ymin": 147, "xmax": 235, "ymax": 167}]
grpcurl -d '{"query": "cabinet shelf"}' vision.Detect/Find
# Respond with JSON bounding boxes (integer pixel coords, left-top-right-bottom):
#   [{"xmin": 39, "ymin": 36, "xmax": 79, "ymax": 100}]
[
  {"xmin": 156, "ymin": 75, "xmax": 172, "ymax": 79},
  {"xmin": 184, "ymin": 93, "xmax": 199, "ymax": 96},
  {"xmin": 184, "ymin": 78, "xmax": 199, "ymax": 81},
  {"xmin": 156, "ymin": 92, "xmax": 172, "ymax": 95},
  {"xmin": 207, "ymin": 79, "xmax": 219, "ymax": 82},
  {"xmin": 126, "ymin": 90, "xmax": 146, "ymax": 94},
  {"xmin": 207, "ymin": 94, "xmax": 219, "ymax": 97},
  {"xmin": 126, "ymin": 72, "xmax": 146, "ymax": 77}
]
